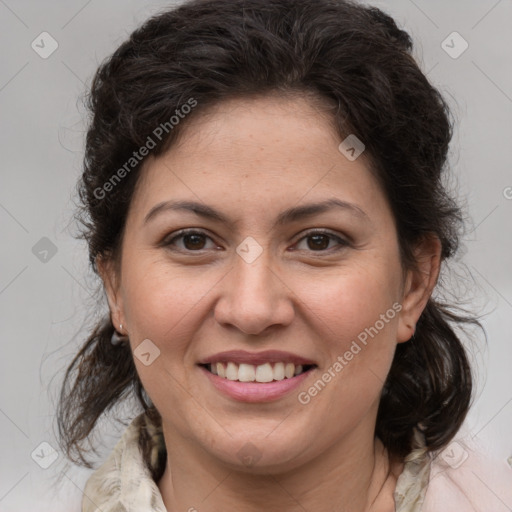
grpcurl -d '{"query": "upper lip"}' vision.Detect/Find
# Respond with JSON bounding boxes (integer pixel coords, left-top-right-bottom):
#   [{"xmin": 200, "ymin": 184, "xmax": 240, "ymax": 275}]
[{"xmin": 197, "ymin": 350, "xmax": 317, "ymax": 366}]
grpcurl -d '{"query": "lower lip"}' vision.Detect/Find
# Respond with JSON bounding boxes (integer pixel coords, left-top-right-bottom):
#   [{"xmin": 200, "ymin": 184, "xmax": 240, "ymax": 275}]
[{"xmin": 199, "ymin": 365, "xmax": 315, "ymax": 402}]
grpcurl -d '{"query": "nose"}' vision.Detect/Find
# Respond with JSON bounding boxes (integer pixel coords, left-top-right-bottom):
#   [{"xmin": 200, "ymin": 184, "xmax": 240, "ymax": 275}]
[{"xmin": 213, "ymin": 249, "xmax": 295, "ymax": 336}]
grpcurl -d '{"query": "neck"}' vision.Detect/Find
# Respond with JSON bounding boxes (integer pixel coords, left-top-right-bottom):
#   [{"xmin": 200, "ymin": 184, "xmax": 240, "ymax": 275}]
[{"xmin": 157, "ymin": 424, "xmax": 403, "ymax": 512}]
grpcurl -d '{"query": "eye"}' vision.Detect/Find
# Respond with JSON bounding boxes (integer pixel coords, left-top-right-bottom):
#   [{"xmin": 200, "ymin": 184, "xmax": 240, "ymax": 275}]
[
  {"xmin": 293, "ymin": 230, "xmax": 350, "ymax": 252},
  {"xmin": 161, "ymin": 228, "xmax": 350, "ymax": 254},
  {"xmin": 162, "ymin": 229, "xmax": 218, "ymax": 252}
]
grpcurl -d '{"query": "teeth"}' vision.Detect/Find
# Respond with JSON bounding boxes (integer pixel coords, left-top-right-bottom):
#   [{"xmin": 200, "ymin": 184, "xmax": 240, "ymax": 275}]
[
  {"xmin": 238, "ymin": 363, "xmax": 256, "ymax": 382},
  {"xmin": 255, "ymin": 363, "xmax": 273, "ymax": 382},
  {"xmin": 207, "ymin": 361, "xmax": 310, "ymax": 382},
  {"xmin": 285, "ymin": 362, "xmax": 295, "ymax": 379},
  {"xmin": 226, "ymin": 362, "xmax": 238, "ymax": 381},
  {"xmin": 273, "ymin": 362, "xmax": 285, "ymax": 380}
]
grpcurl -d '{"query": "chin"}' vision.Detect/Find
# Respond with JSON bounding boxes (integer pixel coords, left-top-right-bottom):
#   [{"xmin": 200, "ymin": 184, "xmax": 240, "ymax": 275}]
[{"xmin": 197, "ymin": 428, "xmax": 313, "ymax": 475}]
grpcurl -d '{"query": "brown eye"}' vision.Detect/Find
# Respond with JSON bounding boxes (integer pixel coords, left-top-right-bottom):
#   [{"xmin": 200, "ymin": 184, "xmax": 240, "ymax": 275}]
[
  {"xmin": 307, "ymin": 234, "xmax": 330, "ymax": 250},
  {"xmin": 182, "ymin": 233, "xmax": 207, "ymax": 250},
  {"xmin": 163, "ymin": 229, "xmax": 216, "ymax": 252},
  {"xmin": 295, "ymin": 230, "xmax": 349, "ymax": 253}
]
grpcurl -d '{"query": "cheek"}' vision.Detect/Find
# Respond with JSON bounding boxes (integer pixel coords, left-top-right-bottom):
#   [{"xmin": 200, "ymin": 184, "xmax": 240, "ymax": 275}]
[
  {"xmin": 121, "ymin": 260, "xmax": 217, "ymax": 343},
  {"xmin": 298, "ymin": 270, "xmax": 400, "ymax": 428},
  {"xmin": 300, "ymin": 261, "xmax": 400, "ymax": 340},
  {"xmin": 299, "ymin": 262, "xmax": 401, "ymax": 399},
  {"xmin": 121, "ymin": 265, "xmax": 213, "ymax": 416}
]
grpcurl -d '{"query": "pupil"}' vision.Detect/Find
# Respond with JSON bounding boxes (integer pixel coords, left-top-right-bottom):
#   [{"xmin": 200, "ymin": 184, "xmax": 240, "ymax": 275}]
[
  {"xmin": 184, "ymin": 234, "xmax": 205, "ymax": 250},
  {"xmin": 308, "ymin": 234, "xmax": 328, "ymax": 250}
]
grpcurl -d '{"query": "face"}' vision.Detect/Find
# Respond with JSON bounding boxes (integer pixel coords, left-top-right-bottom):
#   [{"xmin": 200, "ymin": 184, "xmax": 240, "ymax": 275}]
[{"xmin": 100, "ymin": 94, "xmax": 438, "ymax": 473}]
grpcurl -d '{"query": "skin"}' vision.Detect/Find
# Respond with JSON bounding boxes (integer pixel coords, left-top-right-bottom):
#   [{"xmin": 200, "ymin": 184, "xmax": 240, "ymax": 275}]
[{"xmin": 98, "ymin": 94, "xmax": 441, "ymax": 512}]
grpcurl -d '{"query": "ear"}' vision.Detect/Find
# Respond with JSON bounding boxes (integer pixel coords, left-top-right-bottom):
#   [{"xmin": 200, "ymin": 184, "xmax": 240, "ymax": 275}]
[
  {"xmin": 397, "ymin": 234, "xmax": 442, "ymax": 343},
  {"xmin": 96, "ymin": 254, "xmax": 126, "ymax": 333}
]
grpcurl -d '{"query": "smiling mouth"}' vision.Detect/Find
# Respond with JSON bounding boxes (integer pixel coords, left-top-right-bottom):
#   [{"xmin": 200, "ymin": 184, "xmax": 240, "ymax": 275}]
[{"xmin": 199, "ymin": 361, "xmax": 317, "ymax": 383}]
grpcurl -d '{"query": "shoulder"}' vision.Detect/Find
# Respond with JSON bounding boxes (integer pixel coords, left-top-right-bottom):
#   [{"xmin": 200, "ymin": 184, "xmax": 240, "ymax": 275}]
[
  {"xmin": 422, "ymin": 434, "xmax": 512, "ymax": 512},
  {"xmin": 81, "ymin": 413, "xmax": 167, "ymax": 512},
  {"xmin": 395, "ymin": 431, "xmax": 512, "ymax": 512}
]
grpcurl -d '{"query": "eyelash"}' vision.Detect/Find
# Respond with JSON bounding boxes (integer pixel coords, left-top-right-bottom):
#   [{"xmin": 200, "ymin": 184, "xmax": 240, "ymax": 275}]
[{"xmin": 162, "ymin": 228, "xmax": 350, "ymax": 254}]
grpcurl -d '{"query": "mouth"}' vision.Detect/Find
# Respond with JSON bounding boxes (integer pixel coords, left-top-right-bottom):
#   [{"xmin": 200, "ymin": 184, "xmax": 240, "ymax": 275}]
[
  {"xmin": 197, "ymin": 349, "xmax": 318, "ymax": 402},
  {"xmin": 199, "ymin": 361, "xmax": 317, "ymax": 383}
]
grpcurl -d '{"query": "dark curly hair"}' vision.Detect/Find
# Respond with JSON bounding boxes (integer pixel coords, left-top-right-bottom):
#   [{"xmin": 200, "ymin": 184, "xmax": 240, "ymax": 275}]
[{"xmin": 56, "ymin": 0, "xmax": 483, "ymax": 482}]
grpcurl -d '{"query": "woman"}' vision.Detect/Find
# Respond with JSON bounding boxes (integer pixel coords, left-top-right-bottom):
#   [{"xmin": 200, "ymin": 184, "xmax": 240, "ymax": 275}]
[{"xmin": 56, "ymin": 0, "xmax": 512, "ymax": 510}]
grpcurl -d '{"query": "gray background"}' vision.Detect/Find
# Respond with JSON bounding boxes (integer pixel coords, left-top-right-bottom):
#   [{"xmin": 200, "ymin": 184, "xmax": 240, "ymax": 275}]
[{"xmin": 0, "ymin": 0, "xmax": 511, "ymax": 510}]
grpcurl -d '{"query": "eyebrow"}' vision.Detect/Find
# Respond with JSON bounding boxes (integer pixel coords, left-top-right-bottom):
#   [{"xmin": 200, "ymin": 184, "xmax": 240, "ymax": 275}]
[{"xmin": 143, "ymin": 198, "xmax": 370, "ymax": 227}]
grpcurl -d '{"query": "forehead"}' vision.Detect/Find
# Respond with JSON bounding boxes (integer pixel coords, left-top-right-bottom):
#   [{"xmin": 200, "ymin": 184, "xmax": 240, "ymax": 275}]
[{"xmin": 127, "ymin": 94, "xmax": 391, "ymax": 228}]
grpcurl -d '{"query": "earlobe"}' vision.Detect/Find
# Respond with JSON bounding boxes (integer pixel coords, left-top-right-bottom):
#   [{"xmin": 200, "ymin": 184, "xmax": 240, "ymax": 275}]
[
  {"xmin": 396, "ymin": 234, "xmax": 442, "ymax": 343},
  {"xmin": 96, "ymin": 254, "xmax": 125, "ymax": 331}
]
